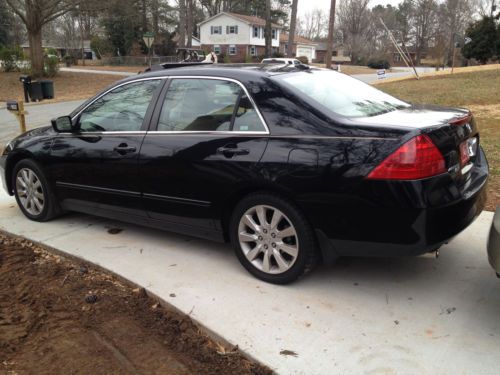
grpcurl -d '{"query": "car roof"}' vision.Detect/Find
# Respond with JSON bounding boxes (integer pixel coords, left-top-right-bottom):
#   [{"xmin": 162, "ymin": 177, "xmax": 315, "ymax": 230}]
[{"xmin": 123, "ymin": 63, "xmax": 311, "ymax": 83}]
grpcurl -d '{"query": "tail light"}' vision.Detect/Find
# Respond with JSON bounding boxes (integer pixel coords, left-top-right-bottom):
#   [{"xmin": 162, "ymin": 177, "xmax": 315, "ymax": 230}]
[{"xmin": 367, "ymin": 135, "xmax": 446, "ymax": 180}]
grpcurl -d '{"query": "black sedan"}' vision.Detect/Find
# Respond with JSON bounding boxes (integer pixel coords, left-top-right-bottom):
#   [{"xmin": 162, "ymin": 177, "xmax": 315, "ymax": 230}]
[{"xmin": 0, "ymin": 65, "xmax": 488, "ymax": 284}]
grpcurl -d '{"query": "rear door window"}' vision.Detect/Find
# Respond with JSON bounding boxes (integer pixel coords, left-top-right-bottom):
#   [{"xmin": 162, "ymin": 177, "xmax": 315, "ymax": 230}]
[{"xmin": 157, "ymin": 78, "xmax": 266, "ymax": 132}]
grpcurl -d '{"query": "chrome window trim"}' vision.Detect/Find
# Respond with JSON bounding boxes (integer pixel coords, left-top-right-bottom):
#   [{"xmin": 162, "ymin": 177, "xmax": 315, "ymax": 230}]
[
  {"xmin": 70, "ymin": 77, "xmax": 167, "ymax": 122},
  {"xmin": 154, "ymin": 76, "xmax": 270, "ymax": 135}
]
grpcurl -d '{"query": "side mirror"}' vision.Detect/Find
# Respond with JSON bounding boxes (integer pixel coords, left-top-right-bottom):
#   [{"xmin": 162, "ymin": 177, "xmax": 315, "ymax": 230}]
[{"xmin": 51, "ymin": 116, "xmax": 75, "ymax": 132}]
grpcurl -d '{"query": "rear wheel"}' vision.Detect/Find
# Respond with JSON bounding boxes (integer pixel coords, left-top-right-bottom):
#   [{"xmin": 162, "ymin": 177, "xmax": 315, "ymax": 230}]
[
  {"xmin": 230, "ymin": 192, "xmax": 318, "ymax": 284},
  {"xmin": 13, "ymin": 159, "xmax": 62, "ymax": 222}
]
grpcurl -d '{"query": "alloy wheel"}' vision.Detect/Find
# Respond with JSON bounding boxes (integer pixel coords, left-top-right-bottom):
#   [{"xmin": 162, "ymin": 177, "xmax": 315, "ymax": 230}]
[
  {"xmin": 15, "ymin": 168, "xmax": 45, "ymax": 216},
  {"xmin": 238, "ymin": 205, "xmax": 299, "ymax": 274}
]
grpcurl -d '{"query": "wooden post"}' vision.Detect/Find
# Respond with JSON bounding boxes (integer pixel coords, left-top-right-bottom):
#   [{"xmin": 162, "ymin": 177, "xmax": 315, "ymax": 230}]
[{"xmin": 18, "ymin": 101, "xmax": 27, "ymax": 133}]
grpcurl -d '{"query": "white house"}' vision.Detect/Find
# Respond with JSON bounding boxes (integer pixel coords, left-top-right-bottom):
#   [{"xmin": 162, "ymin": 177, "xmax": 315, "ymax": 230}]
[
  {"xmin": 198, "ymin": 12, "xmax": 282, "ymax": 61},
  {"xmin": 279, "ymin": 34, "xmax": 317, "ymax": 63}
]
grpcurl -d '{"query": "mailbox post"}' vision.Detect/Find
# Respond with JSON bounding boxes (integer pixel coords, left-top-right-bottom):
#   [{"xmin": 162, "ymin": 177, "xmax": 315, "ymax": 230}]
[{"xmin": 6, "ymin": 100, "xmax": 28, "ymax": 133}]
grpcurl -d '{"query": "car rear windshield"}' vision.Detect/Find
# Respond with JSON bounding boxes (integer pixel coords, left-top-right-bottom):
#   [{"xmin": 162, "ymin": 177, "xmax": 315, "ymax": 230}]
[{"xmin": 275, "ymin": 70, "xmax": 410, "ymax": 118}]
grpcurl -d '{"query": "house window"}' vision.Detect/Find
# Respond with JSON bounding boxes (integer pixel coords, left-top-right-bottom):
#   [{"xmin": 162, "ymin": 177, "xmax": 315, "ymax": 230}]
[
  {"xmin": 214, "ymin": 45, "xmax": 221, "ymax": 54},
  {"xmin": 210, "ymin": 26, "xmax": 222, "ymax": 35},
  {"xmin": 332, "ymin": 50, "xmax": 338, "ymax": 56},
  {"xmin": 228, "ymin": 45, "xmax": 237, "ymax": 55},
  {"xmin": 227, "ymin": 25, "xmax": 238, "ymax": 34},
  {"xmin": 271, "ymin": 29, "xmax": 277, "ymax": 40},
  {"xmin": 250, "ymin": 46, "xmax": 257, "ymax": 56},
  {"xmin": 253, "ymin": 26, "xmax": 259, "ymax": 38}
]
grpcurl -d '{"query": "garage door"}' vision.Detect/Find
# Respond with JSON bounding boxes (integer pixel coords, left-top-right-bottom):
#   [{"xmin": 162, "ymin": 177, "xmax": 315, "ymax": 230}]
[{"xmin": 296, "ymin": 46, "xmax": 313, "ymax": 61}]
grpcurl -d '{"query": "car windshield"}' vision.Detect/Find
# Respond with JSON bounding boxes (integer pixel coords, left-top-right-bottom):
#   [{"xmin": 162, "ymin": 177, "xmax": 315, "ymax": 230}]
[{"xmin": 275, "ymin": 70, "xmax": 410, "ymax": 118}]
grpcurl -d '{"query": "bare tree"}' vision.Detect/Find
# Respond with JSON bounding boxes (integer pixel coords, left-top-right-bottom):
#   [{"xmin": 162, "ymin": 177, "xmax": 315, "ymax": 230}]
[
  {"xmin": 413, "ymin": 0, "xmax": 437, "ymax": 64},
  {"xmin": 337, "ymin": 0, "xmax": 371, "ymax": 64},
  {"xmin": 264, "ymin": 0, "xmax": 272, "ymax": 57},
  {"xmin": 325, "ymin": 0, "xmax": 337, "ymax": 68},
  {"xmin": 297, "ymin": 9, "xmax": 328, "ymax": 39},
  {"xmin": 287, "ymin": 0, "xmax": 298, "ymax": 57},
  {"xmin": 5, "ymin": 0, "xmax": 76, "ymax": 76}
]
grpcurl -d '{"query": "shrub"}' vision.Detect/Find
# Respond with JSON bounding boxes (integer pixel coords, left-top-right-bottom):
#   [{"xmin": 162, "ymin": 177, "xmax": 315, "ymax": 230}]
[
  {"xmin": 272, "ymin": 52, "xmax": 285, "ymax": 58},
  {"xmin": 63, "ymin": 55, "xmax": 75, "ymax": 67},
  {"xmin": 297, "ymin": 56, "xmax": 309, "ymax": 64},
  {"xmin": 45, "ymin": 47, "xmax": 58, "ymax": 57},
  {"xmin": 0, "ymin": 46, "xmax": 24, "ymax": 72},
  {"xmin": 367, "ymin": 58, "xmax": 390, "ymax": 69},
  {"xmin": 44, "ymin": 55, "xmax": 59, "ymax": 77}
]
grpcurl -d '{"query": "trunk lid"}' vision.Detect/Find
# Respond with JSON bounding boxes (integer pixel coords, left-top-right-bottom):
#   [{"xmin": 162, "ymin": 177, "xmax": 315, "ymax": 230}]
[{"xmin": 356, "ymin": 104, "xmax": 480, "ymax": 184}]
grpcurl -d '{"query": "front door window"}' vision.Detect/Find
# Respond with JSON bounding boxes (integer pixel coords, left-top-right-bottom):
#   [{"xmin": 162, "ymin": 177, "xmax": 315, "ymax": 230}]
[{"xmin": 79, "ymin": 79, "xmax": 161, "ymax": 132}]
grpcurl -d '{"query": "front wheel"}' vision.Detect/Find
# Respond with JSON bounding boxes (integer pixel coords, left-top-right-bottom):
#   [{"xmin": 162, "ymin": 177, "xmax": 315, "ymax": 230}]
[
  {"xmin": 13, "ymin": 159, "xmax": 62, "ymax": 222},
  {"xmin": 229, "ymin": 193, "xmax": 318, "ymax": 284}
]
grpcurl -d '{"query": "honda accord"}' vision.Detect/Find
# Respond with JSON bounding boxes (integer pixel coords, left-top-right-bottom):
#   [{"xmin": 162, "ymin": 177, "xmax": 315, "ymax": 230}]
[{"xmin": 0, "ymin": 65, "xmax": 488, "ymax": 284}]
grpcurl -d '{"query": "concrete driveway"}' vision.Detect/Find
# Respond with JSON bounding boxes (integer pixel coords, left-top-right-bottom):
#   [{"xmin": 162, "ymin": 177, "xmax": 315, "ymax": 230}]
[
  {"xmin": 0, "ymin": 99, "xmax": 84, "ymax": 147},
  {"xmin": 0, "ymin": 189, "xmax": 498, "ymax": 374}
]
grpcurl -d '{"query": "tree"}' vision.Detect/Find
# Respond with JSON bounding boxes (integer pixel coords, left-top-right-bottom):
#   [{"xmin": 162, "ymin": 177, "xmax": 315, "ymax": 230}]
[
  {"xmin": 337, "ymin": 0, "xmax": 371, "ymax": 64},
  {"xmin": 287, "ymin": 0, "xmax": 298, "ymax": 57},
  {"xmin": 5, "ymin": 0, "xmax": 76, "ymax": 76},
  {"xmin": 264, "ymin": 0, "xmax": 272, "ymax": 57},
  {"xmin": 178, "ymin": 0, "xmax": 187, "ymax": 48},
  {"xmin": 325, "ymin": 0, "xmax": 336, "ymax": 68},
  {"xmin": 102, "ymin": 0, "xmax": 141, "ymax": 56},
  {"xmin": 462, "ymin": 15, "xmax": 498, "ymax": 63},
  {"xmin": 413, "ymin": 0, "xmax": 437, "ymax": 64}
]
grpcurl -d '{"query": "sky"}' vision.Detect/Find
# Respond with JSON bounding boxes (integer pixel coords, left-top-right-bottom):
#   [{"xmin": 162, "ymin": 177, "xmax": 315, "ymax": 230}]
[{"xmin": 298, "ymin": 0, "xmax": 403, "ymax": 16}]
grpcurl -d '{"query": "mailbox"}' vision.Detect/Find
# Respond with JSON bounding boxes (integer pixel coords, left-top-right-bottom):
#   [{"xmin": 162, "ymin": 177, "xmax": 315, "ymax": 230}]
[{"xmin": 6, "ymin": 101, "xmax": 19, "ymax": 112}]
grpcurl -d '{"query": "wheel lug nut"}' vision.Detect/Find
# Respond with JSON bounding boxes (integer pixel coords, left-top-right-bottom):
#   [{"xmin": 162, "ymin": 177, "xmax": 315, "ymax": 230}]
[
  {"xmin": 272, "ymin": 243, "xmax": 276, "ymax": 248},
  {"xmin": 258, "ymin": 236, "xmax": 263, "ymax": 241},
  {"xmin": 263, "ymin": 229, "xmax": 267, "ymax": 234},
  {"xmin": 271, "ymin": 233, "xmax": 276, "ymax": 238}
]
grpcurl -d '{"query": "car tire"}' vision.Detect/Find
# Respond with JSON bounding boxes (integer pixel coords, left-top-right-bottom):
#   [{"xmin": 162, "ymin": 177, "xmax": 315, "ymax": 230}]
[
  {"xmin": 229, "ymin": 192, "xmax": 318, "ymax": 284},
  {"xmin": 12, "ymin": 159, "xmax": 62, "ymax": 222}
]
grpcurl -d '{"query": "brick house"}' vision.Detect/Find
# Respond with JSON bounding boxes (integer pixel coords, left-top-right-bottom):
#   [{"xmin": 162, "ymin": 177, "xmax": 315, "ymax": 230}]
[
  {"xmin": 198, "ymin": 12, "xmax": 282, "ymax": 62},
  {"xmin": 314, "ymin": 42, "xmax": 351, "ymax": 64},
  {"xmin": 279, "ymin": 34, "xmax": 317, "ymax": 62}
]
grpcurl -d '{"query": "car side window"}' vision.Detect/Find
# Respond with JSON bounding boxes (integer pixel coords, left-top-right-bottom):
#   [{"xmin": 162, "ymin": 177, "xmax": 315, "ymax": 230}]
[
  {"xmin": 79, "ymin": 80, "xmax": 161, "ymax": 132},
  {"xmin": 157, "ymin": 78, "xmax": 265, "ymax": 132}
]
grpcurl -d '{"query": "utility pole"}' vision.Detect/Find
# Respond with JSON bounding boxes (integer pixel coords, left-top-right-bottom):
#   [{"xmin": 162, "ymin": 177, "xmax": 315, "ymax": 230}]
[{"xmin": 325, "ymin": 0, "xmax": 337, "ymax": 69}]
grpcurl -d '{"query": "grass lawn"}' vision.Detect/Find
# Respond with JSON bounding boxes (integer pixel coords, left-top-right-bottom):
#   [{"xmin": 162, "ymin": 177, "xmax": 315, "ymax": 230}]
[
  {"xmin": 378, "ymin": 68, "xmax": 500, "ymax": 211},
  {"xmin": 0, "ymin": 72, "xmax": 121, "ymax": 103}
]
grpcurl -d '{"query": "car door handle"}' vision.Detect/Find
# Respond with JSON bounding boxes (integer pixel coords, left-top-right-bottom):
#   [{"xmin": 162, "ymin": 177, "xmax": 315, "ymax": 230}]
[
  {"xmin": 216, "ymin": 146, "xmax": 250, "ymax": 157},
  {"xmin": 113, "ymin": 144, "xmax": 136, "ymax": 155}
]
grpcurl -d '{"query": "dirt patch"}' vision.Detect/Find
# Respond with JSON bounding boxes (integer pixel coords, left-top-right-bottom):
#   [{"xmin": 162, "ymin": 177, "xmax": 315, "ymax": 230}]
[
  {"xmin": 0, "ymin": 71, "xmax": 121, "ymax": 103},
  {"xmin": 0, "ymin": 233, "xmax": 271, "ymax": 375}
]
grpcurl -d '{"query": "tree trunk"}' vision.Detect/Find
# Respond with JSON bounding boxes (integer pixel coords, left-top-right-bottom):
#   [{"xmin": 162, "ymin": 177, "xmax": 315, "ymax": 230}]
[
  {"xmin": 178, "ymin": 0, "xmax": 186, "ymax": 49},
  {"xmin": 264, "ymin": 0, "xmax": 272, "ymax": 57},
  {"xmin": 325, "ymin": 0, "xmax": 336, "ymax": 68},
  {"xmin": 287, "ymin": 0, "xmax": 298, "ymax": 57},
  {"xmin": 186, "ymin": 0, "xmax": 193, "ymax": 47},
  {"xmin": 152, "ymin": 0, "xmax": 159, "ymax": 36},
  {"xmin": 29, "ymin": 27, "xmax": 44, "ymax": 77}
]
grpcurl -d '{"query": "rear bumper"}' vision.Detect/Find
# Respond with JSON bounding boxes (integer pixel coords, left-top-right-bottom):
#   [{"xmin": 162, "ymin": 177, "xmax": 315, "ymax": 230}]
[
  {"xmin": 304, "ymin": 148, "xmax": 488, "ymax": 260},
  {"xmin": 487, "ymin": 207, "xmax": 500, "ymax": 274}
]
